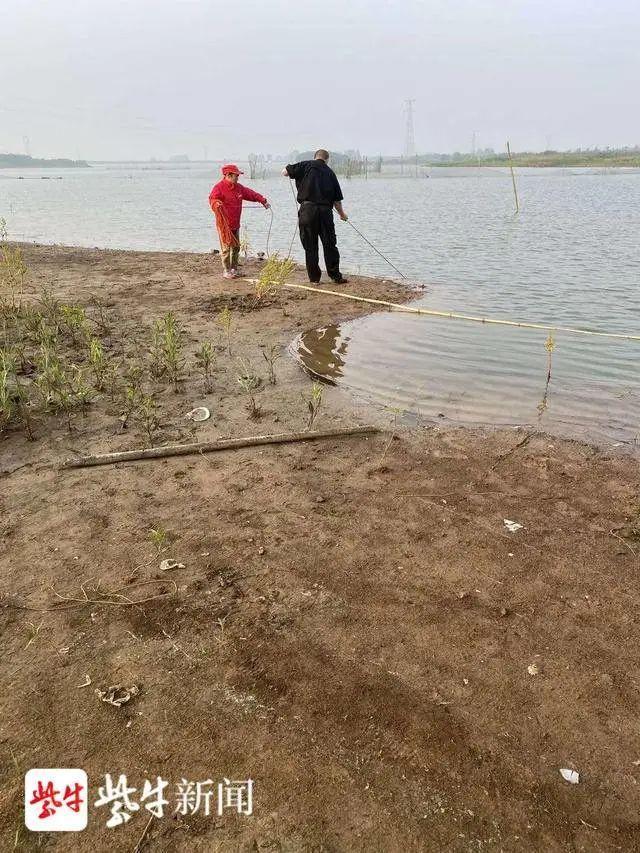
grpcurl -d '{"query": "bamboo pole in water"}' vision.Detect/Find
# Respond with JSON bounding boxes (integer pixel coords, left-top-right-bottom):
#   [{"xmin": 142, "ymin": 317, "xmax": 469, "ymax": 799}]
[
  {"xmin": 506, "ymin": 140, "xmax": 520, "ymax": 213},
  {"xmin": 277, "ymin": 282, "xmax": 640, "ymax": 342}
]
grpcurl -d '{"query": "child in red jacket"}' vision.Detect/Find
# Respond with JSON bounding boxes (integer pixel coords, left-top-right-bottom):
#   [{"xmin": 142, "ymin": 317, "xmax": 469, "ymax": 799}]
[{"xmin": 209, "ymin": 164, "xmax": 269, "ymax": 279}]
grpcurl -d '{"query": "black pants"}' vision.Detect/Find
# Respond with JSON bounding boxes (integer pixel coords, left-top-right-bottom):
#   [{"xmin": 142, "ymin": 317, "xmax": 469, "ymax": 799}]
[{"xmin": 298, "ymin": 202, "xmax": 341, "ymax": 282}]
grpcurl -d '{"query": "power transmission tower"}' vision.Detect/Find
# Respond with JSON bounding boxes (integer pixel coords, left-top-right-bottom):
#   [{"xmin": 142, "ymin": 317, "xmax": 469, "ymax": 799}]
[
  {"xmin": 23, "ymin": 136, "xmax": 31, "ymax": 157},
  {"xmin": 403, "ymin": 99, "xmax": 416, "ymax": 159}
]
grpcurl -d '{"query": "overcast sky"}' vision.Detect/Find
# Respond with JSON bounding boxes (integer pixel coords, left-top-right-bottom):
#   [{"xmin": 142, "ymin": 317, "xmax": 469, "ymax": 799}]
[{"xmin": 1, "ymin": 0, "xmax": 638, "ymax": 160}]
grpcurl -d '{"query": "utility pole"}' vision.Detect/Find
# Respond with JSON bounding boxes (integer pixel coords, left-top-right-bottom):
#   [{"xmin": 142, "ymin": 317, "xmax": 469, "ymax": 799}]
[
  {"xmin": 472, "ymin": 131, "xmax": 480, "ymax": 166},
  {"xmin": 23, "ymin": 135, "xmax": 31, "ymax": 157},
  {"xmin": 403, "ymin": 99, "xmax": 416, "ymax": 159}
]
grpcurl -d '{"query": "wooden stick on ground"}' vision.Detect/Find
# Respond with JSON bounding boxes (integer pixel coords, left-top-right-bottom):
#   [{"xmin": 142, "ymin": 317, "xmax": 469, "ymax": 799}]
[{"xmin": 60, "ymin": 425, "xmax": 380, "ymax": 470}]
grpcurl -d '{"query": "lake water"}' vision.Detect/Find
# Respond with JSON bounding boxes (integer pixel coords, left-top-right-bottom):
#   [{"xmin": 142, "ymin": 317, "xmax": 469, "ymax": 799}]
[{"xmin": 2, "ymin": 163, "xmax": 639, "ymax": 445}]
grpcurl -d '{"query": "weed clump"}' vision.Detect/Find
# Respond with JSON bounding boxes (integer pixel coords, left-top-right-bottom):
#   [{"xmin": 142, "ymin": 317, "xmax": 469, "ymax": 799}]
[
  {"xmin": 255, "ymin": 254, "xmax": 295, "ymax": 301},
  {"xmin": 237, "ymin": 361, "xmax": 263, "ymax": 420}
]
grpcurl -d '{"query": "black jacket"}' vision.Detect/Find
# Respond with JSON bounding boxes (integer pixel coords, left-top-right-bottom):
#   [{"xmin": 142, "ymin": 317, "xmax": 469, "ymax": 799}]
[{"xmin": 285, "ymin": 159, "xmax": 344, "ymax": 206}]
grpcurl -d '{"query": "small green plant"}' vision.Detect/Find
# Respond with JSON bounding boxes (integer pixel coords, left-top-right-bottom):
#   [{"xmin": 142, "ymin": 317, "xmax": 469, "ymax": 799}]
[
  {"xmin": 117, "ymin": 362, "xmax": 143, "ymax": 429},
  {"xmin": 217, "ymin": 306, "xmax": 234, "ymax": 356},
  {"xmin": 0, "ymin": 349, "xmax": 16, "ymax": 432},
  {"xmin": 59, "ymin": 305, "xmax": 90, "ymax": 345},
  {"xmin": 38, "ymin": 289, "xmax": 62, "ymax": 333},
  {"xmin": 305, "ymin": 381, "xmax": 323, "ymax": 430},
  {"xmin": 195, "ymin": 341, "xmax": 215, "ymax": 392},
  {"xmin": 237, "ymin": 362, "xmax": 263, "ymax": 420},
  {"xmin": 261, "ymin": 343, "xmax": 281, "ymax": 385},
  {"xmin": 159, "ymin": 312, "xmax": 184, "ymax": 390},
  {"xmin": 88, "ymin": 337, "xmax": 107, "ymax": 390},
  {"xmin": 69, "ymin": 365, "xmax": 94, "ymax": 412},
  {"xmin": 138, "ymin": 394, "xmax": 160, "ymax": 446},
  {"xmin": 537, "ymin": 333, "xmax": 555, "ymax": 418},
  {"xmin": 34, "ymin": 343, "xmax": 65, "ymax": 407},
  {"xmin": 1, "ymin": 347, "xmax": 35, "ymax": 439},
  {"xmin": 0, "ymin": 244, "xmax": 28, "ymax": 310},
  {"xmin": 255, "ymin": 253, "xmax": 295, "ymax": 300},
  {"xmin": 87, "ymin": 294, "xmax": 112, "ymax": 336},
  {"xmin": 149, "ymin": 526, "xmax": 169, "ymax": 554}
]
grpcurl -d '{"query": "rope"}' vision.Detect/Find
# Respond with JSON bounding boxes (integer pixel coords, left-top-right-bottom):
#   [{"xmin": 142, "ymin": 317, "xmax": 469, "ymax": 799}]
[
  {"xmin": 210, "ymin": 201, "xmax": 238, "ymax": 247},
  {"xmin": 279, "ymin": 282, "xmax": 640, "ymax": 343},
  {"xmin": 287, "ymin": 179, "xmax": 299, "ymax": 258},
  {"xmin": 266, "ymin": 206, "xmax": 273, "ymax": 256},
  {"xmin": 346, "ymin": 220, "xmax": 406, "ymax": 279}
]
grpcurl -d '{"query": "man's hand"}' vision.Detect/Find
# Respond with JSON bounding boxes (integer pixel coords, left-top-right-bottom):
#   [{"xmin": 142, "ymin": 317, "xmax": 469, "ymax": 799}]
[
  {"xmin": 334, "ymin": 201, "xmax": 348, "ymax": 221},
  {"xmin": 263, "ymin": 201, "xmax": 270, "ymax": 209},
  {"xmin": 281, "ymin": 168, "xmax": 289, "ymax": 177}
]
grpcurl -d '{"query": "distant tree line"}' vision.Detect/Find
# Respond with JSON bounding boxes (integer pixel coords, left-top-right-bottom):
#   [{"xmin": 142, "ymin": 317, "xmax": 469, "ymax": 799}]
[{"xmin": 0, "ymin": 153, "xmax": 90, "ymax": 169}]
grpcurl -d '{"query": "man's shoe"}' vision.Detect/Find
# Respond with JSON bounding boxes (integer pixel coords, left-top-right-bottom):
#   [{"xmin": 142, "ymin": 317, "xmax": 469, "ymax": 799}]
[
  {"xmin": 332, "ymin": 276, "xmax": 349, "ymax": 284},
  {"xmin": 309, "ymin": 279, "xmax": 320, "ymax": 284},
  {"xmin": 223, "ymin": 270, "xmax": 236, "ymax": 280}
]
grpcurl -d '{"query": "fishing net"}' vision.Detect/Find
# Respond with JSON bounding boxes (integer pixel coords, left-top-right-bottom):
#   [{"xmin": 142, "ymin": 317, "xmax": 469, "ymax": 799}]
[{"xmin": 210, "ymin": 201, "xmax": 239, "ymax": 247}]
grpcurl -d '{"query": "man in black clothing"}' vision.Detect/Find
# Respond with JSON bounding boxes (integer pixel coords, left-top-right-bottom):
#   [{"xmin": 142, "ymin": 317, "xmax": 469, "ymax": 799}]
[{"xmin": 282, "ymin": 149, "xmax": 349, "ymax": 284}]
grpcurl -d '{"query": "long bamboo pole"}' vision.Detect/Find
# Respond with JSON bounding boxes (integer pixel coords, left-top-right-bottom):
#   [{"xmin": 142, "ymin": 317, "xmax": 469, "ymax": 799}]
[
  {"xmin": 506, "ymin": 140, "xmax": 520, "ymax": 213},
  {"xmin": 280, "ymin": 282, "xmax": 640, "ymax": 342},
  {"xmin": 60, "ymin": 425, "xmax": 380, "ymax": 470}
]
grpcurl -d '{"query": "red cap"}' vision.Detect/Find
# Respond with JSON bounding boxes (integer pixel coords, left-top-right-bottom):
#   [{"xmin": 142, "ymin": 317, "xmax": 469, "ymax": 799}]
[{"xmin": 222, "ymin": 163, "xmax": 243, "ymax": 175}]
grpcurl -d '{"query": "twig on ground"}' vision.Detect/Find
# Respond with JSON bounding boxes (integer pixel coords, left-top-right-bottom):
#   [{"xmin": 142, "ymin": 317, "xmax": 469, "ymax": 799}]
[
  {"xmin": 609, "ymin": 529, "xmax": 638, "ymax": 557},
  {"xmin": 6, "ymin": 579, "xmax": 178, "ymax": 612},
  {"xmin": 159, "ymin": 625, "xmax": 193, "ymax": 662},
  {"xmin": 490, "ymin": 431, "xmax": 535, "ymax": 470},
  {"xmin": 23, "ymin": 620, "xmax": 44, "ymax": 650},
  {"xmin": 134, "ymin": 815, "xmax": 154, "ymax": 853}
]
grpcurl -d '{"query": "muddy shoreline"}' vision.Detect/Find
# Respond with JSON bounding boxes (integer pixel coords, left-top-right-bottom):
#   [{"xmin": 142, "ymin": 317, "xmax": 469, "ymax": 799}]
[{"xmin": 2, "ymin": 244, "xmax": 640, "ymax": 851}]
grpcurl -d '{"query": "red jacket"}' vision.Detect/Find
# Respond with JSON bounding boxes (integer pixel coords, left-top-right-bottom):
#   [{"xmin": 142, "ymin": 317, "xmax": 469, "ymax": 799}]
[{"xmin": 209, "ymin": 180, "xmax": 267, "ymax": 230}]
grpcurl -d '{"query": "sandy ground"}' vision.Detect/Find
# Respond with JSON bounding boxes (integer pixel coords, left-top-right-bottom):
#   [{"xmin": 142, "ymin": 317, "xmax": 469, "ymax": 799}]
[{"xmin": 1, "ymin": 244, "xmax": 640, "ymax": 852}]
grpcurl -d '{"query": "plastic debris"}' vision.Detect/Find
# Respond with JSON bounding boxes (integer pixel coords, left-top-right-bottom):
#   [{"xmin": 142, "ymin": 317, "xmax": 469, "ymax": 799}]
[
  {"xmin": 159, "ymin": 559, "xmax": 185, "ymax": 572},
  {"xmin": 185, "ymin": 406, "xmax": 210, "ymax": 422},
  {"xmin": 96, "ymin": 684, "xmax": 139, "ymax": 708},
  {"xmin": 504, "ymin": 519, "xmax": 524, "ymax": 533},
  {"xmin": 559, "ymin": 768, "xmax": 579, "ymax": 784}
]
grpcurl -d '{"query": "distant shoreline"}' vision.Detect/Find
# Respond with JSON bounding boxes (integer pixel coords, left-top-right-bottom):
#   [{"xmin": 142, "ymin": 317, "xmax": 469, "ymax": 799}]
[
  {"xmin": 433, "ymin": 157, "xmax": 640, "ymax": 168},
  {"xmin": 2, "ymin": 155, "xmax": 638, "ymax": 171},
  {"xmin": 0, "ymin": 154, "xmax": 89, "ymax": 169}
]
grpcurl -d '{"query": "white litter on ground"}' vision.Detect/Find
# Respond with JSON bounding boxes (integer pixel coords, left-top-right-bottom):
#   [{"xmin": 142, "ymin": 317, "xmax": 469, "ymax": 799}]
[{"xmin": 559, "ymin": 768, "xmax": 580, "ymax": 784}]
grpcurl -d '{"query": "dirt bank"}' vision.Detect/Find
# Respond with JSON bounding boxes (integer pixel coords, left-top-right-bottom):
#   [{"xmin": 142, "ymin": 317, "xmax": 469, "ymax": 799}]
[{"xmin": 1, "ymin": 244, "xmax": 639, "ymax": 852}]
